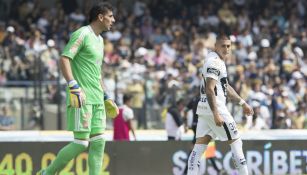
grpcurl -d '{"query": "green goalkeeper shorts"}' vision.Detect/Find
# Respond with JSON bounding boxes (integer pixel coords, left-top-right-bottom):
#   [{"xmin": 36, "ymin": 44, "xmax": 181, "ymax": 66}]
[{"xmin": 67, "ymin": 104, "xmax": 106, "ymax": 135}]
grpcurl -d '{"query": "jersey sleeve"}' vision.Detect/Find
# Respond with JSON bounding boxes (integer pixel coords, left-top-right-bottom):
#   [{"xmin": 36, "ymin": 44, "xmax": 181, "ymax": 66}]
[
  {"xmin": 123, "ymin": 107, "xmax": 134, "ymax": 121},
  {"xmin": 203, "ymin": 58, "xmax": 222, "ymax": 81},
  {"xmin": 62, "ymin": 30, "xmax": 86, "ymax": 60}
]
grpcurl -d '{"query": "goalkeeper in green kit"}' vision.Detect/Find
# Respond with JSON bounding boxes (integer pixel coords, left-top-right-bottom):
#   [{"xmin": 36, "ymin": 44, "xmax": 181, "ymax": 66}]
[{"xmin": 37, "ymin": 2, "xmax": 118, "ymax": 175}]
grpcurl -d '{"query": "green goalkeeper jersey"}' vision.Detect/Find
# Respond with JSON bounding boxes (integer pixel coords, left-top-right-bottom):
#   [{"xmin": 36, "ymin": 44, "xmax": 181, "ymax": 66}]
[{"xmin": 62, "ymin": 25, "xmax": 104, "ymax": 105}]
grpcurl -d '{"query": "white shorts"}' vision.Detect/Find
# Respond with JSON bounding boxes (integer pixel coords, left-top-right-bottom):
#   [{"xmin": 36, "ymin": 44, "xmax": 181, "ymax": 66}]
[{"xmin": 196, "ymin": 114, "xmax": 240, "ymax": 141}]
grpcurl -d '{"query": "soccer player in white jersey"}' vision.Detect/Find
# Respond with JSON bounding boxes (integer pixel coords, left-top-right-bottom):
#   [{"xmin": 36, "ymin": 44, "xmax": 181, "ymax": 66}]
[{"xmin": 187, "ymin": 35, "xmax": 254, "ymax": 175}]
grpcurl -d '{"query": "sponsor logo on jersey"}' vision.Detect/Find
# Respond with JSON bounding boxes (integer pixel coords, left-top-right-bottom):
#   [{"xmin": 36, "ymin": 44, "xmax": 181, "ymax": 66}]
[{"xmin": 207, "ymin": 67, "xmax": 220, "ymax": 76}]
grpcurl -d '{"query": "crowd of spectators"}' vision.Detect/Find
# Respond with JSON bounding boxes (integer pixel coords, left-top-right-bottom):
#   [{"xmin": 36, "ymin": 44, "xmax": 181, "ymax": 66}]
[{"xmin": 0, "ymin": 0, "xmax": 306, "ymax": 130}]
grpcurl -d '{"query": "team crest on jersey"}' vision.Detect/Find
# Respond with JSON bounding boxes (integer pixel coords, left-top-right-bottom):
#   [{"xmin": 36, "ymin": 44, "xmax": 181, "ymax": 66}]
[{"xmin": 207, "ymin": 67, "xmax": 220, "ymax": 76}]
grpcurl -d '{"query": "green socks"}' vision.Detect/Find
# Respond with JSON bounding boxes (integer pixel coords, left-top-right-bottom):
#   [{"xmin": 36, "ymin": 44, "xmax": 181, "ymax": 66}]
[
  {"xmin": 43, "ymin": 135, "xmax": 105, "ymax": 175},
  {"xmin": 88, "ymin": 136, "xmax": 106, "ymax": 175},
  {"xmin": 45, "ymin": 140, "xmax": 88, "ymax": 175}
]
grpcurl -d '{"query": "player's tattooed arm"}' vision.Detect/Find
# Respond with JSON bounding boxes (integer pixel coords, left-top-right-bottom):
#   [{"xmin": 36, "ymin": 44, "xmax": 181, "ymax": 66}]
[
  {"xmin": 226, "ymin": 84, "xmax": 242, "ymax": 104},
  {"xmin": 60, "ymin": 56, "xmax": 75, "ymax": 81},
  {"xmin": 100, "ymin": 78, "xmax": 110, "ymax": 99},
  {"xmin": 205, "ymin": 77, "xmax": 219, "ymax": 116},
  {"xmin": 100, "ymin": 70, "xmax": 113, "ymax": 94},
  {"xmin": 100, "ymin": 78, "xmax": 107, "ymax": 91},
  {"xmin": 227, "ymin": 84, "xmax": 254, "ymax": 116}
]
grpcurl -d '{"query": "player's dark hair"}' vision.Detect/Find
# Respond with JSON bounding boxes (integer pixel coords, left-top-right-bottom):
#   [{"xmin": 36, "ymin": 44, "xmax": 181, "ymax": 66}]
[
  {"xmin": 216, "ymin": 34, "xmax": 230, "ymax": 41},
  {"xmin": 176, "ymin": 98, "xmax": 185, "ymax": 105},
  {"xmin": 89, "ymin": 2, "xmax": 113, "ymax": 23},
  {"xmin": 123, "ymin": 94, "xmax": 133, "ymax": 103}
]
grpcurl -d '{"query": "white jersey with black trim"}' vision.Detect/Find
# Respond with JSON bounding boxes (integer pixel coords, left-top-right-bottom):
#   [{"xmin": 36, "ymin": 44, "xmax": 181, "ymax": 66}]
[{"xmin": 196, "ymin": 51, "xmax": 230, "ymax": 116}]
